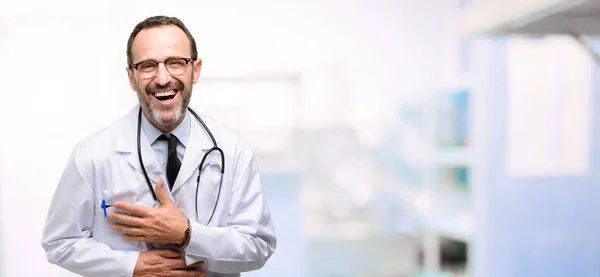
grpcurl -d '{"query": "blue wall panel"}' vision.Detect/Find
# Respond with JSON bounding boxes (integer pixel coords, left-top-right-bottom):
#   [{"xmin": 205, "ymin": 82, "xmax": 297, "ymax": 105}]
[{"xmin": 477, "ymin": 38, "xmax": 600, "ymax": 277}]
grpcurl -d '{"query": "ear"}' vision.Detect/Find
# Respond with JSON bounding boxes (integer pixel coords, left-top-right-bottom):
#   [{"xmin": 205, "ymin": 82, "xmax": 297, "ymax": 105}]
[
  {"xmin": 126, "ymin": 67, "xmax": 137, "ymax": 91},
  {"xmin": 192, "ymin": 58, "xmax": 202, "ymax": 84}
]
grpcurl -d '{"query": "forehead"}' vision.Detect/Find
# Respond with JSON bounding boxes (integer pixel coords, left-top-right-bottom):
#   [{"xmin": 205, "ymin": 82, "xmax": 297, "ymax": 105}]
[{"xmin": 131, "ymin": 25, "xmax": 191, "ymax": 62}]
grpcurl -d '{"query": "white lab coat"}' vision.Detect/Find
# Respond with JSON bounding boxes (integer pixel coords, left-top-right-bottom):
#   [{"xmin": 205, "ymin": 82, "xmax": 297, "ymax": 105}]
[{"xmin": 41, "ymin": 105, "xmax": 277, "ymax": 277}]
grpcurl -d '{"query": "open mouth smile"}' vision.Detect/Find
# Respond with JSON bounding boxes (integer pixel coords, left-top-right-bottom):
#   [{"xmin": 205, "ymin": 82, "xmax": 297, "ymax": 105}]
[{"xmin": 152, "ymin": 90, "xmax": 178, "ymax": 105}]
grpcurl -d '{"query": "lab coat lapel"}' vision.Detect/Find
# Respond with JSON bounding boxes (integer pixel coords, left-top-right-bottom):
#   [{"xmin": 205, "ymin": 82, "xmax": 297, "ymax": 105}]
[
  {"xmin": 116, "ymin": 106, "xmax": 164, "ymax": 191},
  {"xmin": 171, "ymin": 112, "xmax": 213, "ymax": 193},
  {"xmin": 130, "ymin": 127, "xmax": 164, "ymax": 187}
]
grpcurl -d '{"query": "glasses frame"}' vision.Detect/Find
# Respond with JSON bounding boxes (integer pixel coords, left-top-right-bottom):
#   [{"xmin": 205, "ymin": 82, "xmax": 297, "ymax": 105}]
[{"xmin": 131, "ymin": 57, "xmax": 193, "ymax": 79}]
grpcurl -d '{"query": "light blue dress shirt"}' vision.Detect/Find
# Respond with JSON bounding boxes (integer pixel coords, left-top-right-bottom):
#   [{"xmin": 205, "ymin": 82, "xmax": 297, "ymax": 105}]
[{"xmin": 141, "ymin": 110, "xmax": 191, "ymax": 188}]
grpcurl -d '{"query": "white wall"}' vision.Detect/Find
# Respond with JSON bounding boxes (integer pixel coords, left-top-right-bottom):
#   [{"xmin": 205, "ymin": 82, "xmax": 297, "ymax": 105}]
[{"xmin": 0, "ymin": 1, "xmax": 460, "ymax": 276}]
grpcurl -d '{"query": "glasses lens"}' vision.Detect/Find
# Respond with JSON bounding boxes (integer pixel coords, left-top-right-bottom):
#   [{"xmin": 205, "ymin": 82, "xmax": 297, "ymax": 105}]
[
  {"xmin": 166, "ymin": 58, "xmax": 188, "ymax": 76},
  {"xmin": 137, "ymin": 61, "xmax": 158, "ymax": 78}
]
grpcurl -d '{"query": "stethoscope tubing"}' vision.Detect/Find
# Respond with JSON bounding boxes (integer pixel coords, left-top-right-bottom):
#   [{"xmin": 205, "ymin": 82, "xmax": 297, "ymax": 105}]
[{"xmin": 136, "ymin": 106, "xmax": 224, "ymax": 225}]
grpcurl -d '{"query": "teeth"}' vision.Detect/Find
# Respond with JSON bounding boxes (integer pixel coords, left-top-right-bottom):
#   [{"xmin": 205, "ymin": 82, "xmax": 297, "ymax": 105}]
[{"xmin": 154, "ymin": 90, "xmax": 176, "ymax": 97}]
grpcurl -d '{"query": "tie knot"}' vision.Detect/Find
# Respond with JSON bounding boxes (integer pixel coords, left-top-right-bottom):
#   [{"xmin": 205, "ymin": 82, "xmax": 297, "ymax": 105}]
[{"xmin": 158, "ymin": 133, "xmax": 178, "ymax": 150}]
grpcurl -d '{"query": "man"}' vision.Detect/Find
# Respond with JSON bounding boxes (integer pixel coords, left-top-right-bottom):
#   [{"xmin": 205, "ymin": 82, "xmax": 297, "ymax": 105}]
[{"xmin": 41, "ymin": 15, "xmax": 276, "ymax": 277}]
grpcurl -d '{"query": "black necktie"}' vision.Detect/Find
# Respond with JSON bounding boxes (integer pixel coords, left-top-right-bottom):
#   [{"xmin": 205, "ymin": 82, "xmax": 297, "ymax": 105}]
[{"xmin": 157, "ymin": 133, "xmax": 181, "ymax": 190}]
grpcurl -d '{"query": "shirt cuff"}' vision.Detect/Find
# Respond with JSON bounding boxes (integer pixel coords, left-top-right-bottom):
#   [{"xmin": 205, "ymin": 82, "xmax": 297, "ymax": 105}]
[
  {"xmin": 182, "ymin": 221, "xmax": 208, "ymax": 270},
  {"xmin": 124, "ymin": 251, "xmax": 141, "ymax": 277},
  {"xmin": 183, "ymin": 249, "xmax": 207, "ymax": 270}
]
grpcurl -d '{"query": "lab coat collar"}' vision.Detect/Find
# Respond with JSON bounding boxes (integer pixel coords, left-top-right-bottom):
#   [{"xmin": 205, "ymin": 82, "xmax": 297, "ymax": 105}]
[{"xmin": 116, "ymin": 104, "xmax": 215, "ymax": 193}]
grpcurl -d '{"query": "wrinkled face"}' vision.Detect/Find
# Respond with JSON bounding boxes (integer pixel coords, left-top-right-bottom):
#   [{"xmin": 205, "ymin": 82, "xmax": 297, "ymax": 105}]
[{"xmin": 127, "ymin": 25, "xmax": 202, "ymax": 132}]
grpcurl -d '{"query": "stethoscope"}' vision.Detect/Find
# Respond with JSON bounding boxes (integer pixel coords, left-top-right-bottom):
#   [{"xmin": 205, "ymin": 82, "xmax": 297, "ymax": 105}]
[{"xmin": 136, "ymin": 106, "xmax": 224, "ymax": 225}]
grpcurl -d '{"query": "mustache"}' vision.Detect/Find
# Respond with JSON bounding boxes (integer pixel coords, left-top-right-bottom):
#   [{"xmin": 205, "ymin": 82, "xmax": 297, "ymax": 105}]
[{"xmin": 146, "ymin": 80, "xmax": 184, "ymax": 94}]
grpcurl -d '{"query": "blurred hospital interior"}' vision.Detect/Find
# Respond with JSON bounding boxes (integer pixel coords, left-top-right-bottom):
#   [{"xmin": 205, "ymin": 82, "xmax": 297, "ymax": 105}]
[{"xmin": 1, "ymin": 0, "xmax": 600, "ymax": 276}]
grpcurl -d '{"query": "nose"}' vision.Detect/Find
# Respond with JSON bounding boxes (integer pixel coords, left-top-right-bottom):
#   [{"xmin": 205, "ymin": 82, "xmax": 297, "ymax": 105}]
[{"xmin": 154, "ymin": 62, "xmax": 172, "ymax": 86}]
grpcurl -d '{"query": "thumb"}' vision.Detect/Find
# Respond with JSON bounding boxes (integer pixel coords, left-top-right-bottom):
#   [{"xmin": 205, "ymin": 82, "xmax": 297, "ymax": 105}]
[{"xmin": 156, "ymin": 179, "xmax": 174, "ymax": 206}]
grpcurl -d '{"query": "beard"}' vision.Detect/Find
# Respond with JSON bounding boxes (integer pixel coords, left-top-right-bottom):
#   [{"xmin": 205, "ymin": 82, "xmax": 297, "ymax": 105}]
[{"xmin": 135, "ymin": 77, "xmax": 192, "ymax": 129}]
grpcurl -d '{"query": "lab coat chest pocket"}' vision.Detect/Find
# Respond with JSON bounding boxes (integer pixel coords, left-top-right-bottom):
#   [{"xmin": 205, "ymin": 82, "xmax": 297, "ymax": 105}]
[
  {"xmin": 92, "ymin": 162, "xmax": 155, "ymax": 251},
  {"xmin": 93, "ymin": 202, "xmax": 152, "ymax": 251},
  {"xmin": 93, "ymin": 205, "xmax": 147, "ymax": 251},
  {"xmin": 195, "ymin": 160, "xmax": 231, "ymax": 226}
]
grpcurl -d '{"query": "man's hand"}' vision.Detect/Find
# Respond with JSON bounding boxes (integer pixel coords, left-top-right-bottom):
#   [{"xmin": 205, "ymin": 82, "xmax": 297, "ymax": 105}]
[
  {"xmin": 133, "ymin": 248, "xmax": 205, "ymax": 277},
  {"xmin": 108, "ymin": 179, "xmax": 189, "ymax": 245}
]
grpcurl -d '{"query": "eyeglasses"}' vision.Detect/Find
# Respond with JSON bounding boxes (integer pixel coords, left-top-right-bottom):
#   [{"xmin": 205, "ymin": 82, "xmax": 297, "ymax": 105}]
[{"xmin": 131, "ymin": 57, "xmax": 192, "ymax": 79}]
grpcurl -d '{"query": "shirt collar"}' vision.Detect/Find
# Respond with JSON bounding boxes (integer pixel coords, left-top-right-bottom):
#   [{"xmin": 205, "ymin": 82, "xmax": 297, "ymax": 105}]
[{"xmin": 141, "ymin": 109, "xmax": 191, "ymax": 147}]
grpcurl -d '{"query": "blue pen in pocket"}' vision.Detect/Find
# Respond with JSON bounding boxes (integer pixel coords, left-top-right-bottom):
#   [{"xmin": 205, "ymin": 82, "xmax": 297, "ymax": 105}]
[{"xmin": 100, "ymin": 199, "xmax": 113, "ymax": 218}]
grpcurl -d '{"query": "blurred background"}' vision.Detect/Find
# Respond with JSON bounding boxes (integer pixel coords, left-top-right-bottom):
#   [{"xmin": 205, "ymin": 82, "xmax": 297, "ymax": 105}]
[{"xmin": 1, "ymin": 0, "xmax": 600, "ymax": 276}]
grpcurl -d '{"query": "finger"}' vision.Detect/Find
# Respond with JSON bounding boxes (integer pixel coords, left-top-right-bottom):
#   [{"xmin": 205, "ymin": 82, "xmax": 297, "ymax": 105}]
[
  {"xmin": 108, "ymin": 212, "xmax": 146, "ymax": 227},
  {"xmin": 122, "ymin": 233, "xmax": 151, "ymax": 242},
  {"xmin": 166, "ymin": 258, "xmax": 190, "ymax": 269},
  {"xmin": 111, "ymin": 224, "xmax": 145, "ymax": 236},
  {"xmin": 154, "ymin": 248, "xmax": 183, "ymax": 259},
  {"xmin": 188, "ymin": 261, "xmax": 205, "ymax": 268},
  {"xmin": 183, "ymin": 270, "xmax": 206, "ymax": 277},
  {"xmin": 113, "ymin": 201, "xmax": 151, "ymax": 217},
  {"xmin": 171, "ymin": 269, "xmax": 206, "ymax": 277},
  {"xmin": 156, "ymin": 179, "xmax": 175, "ymax": 206},
  {"xmin": 187, "ymin": 270, "xmax": 206, "ymax": 277}
]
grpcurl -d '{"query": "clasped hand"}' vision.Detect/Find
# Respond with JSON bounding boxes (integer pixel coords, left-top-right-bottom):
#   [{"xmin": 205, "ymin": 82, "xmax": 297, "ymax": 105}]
[{"xmin": 108, "ymin": 179, "xmax": 189, "ymax": 245}]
